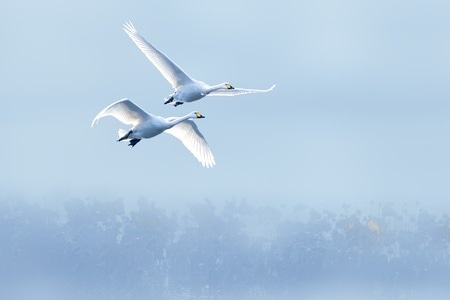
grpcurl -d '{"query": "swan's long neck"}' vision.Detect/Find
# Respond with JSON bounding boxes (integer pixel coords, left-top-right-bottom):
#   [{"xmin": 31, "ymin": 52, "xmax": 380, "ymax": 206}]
[
  {"xmin": 206, "ymin": 83, "xmax": 227, "ymax": 93},
  {"xmin": 165, "ymin": 114, "xmax": 193, "ymax": 129}
]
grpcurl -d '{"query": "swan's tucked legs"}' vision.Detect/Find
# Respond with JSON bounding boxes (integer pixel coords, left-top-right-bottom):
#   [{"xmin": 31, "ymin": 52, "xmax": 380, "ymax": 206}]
[
  {"xmin": 173, "ymin": 101, "xmax": 184, "ymax": 107},
  {"xmin": 128, "ymin": 139, "xmax": 141, "ymax": 147},
  {"xmin": 117, "ymin": 130, "xmax": 133, "ymax": 142},
  {"xmin": 163, "ymin": 94, "xmax": 174, "ymax": 105}
]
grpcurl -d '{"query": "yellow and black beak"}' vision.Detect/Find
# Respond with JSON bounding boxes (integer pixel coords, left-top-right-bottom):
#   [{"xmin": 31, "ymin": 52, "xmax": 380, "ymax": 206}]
[
  {"xmin": 195, "ymin": 112, "xmax": 205, "ymax": 118},
  {"xmin": 226, "ymin": 83, "xmax": 234, "ymax": 89}
]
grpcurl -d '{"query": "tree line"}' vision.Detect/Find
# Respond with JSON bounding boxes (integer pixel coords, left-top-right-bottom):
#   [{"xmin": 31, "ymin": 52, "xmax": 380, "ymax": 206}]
[{"xmin": 0, "ymin": 196, "xmax": 449, "ymax": 299}]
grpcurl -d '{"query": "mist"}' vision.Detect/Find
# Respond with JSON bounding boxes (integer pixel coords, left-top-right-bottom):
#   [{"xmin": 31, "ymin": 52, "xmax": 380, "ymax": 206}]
[{"xmin": 1, "ymin": 195, "xmax": 449, "ymax": 299}]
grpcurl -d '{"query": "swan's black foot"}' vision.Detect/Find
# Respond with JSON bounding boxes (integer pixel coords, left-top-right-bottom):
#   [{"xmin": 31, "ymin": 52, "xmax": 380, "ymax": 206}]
[
  {"xmin": 173, "ymin": 101, "xmax": 184, "ymax": 107},
  {"xmin": 128, "ymin": 139, "xmax": 141, "ymax": 147},
  {"xmin": 164, "ymin": 96, "xmax": 174, "ymax": 105},
  {"xmin": 117, "ymin": 130, "xmax": 132, "ymax": 142}
]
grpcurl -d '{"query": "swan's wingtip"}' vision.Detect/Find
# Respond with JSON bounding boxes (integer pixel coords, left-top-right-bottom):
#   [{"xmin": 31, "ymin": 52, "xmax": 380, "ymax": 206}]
[
  {"xmin": 122, "ymin": 20, "xmax": 135, "ymax": 32},
  {"xmin": 91, "ymin": 118, "xmax": 99, "ymax": 128},
  {"xmin": 200, "ymin": 157, "xmax": 216, "ymax": 168},
  {"xmin": 269, "ymin": 84, "xmax": 276, "ymax": 91},
  {"xmin": 206, "ymin": 159, "xmax": 216, "ymax": 168}
]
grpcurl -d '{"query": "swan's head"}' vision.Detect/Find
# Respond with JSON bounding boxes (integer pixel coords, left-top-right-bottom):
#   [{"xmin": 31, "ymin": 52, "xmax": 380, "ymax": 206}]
[
  {"xmin": 194, "ymin": 112, "xmax": 205, "ymax": 119},
  {"xmin": 225, "ymin": 83, "xmax": 234, "ymax": 90}
]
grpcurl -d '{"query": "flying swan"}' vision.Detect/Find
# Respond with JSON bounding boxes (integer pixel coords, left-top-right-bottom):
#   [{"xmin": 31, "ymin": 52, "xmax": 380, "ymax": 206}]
[
  {"xmin": 91, "ymin": 98, "xmax": 215, "ymax": 168},
  {"xmin": 123, "ymin": 21, "xmax": 276, "ymax": 107}
]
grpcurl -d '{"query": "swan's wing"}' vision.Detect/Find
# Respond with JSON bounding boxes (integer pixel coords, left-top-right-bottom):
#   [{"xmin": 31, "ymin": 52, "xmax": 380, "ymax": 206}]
[
  {"xmin": 91, "ymin": 98, "xmax": 150, "ymax": 127},
  {"xmin": 123, "ymin": 21, "xmax": 194, "ymax": 89},
  {"xmin": 208, "ymin": 84, "xmax": 276, "ymax": 96},
  {"xmin": 164, "ymin": 119, "xmax": 216, "ymax": 168}
]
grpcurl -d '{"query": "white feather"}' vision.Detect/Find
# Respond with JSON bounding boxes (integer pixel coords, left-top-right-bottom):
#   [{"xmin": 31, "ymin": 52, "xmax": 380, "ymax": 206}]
[
  {"xmin": 92, "ymin": 98, "xmax": 215, "ymax": 168},
  {"xmin": 122, "ymin": 21, "xmax": 275, "ymax": 106}
]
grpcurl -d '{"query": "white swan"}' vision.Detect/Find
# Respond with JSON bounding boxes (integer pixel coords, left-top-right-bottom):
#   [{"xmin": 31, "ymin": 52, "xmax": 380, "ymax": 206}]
[
  {"xmin": 91, "ymin": 98, "xmax": 215, "ymax": 168},
  {"xmin": 123, "ymin": 21, "xmax": 276, "ymax": 107}
]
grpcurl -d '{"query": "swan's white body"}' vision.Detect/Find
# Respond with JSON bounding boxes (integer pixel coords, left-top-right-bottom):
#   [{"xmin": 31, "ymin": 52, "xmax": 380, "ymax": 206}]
[
  {"xmin": 123, "ymin": 21, "xmax": 276, "ymax": 106},
  {"xmin": 92, "ymin": 98, "xmax": 215, "ymax": 168}
]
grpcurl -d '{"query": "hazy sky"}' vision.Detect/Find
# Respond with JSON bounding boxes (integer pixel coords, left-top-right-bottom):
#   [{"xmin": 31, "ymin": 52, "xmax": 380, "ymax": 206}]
[{"xmin": 1, "ymin": 0, "xmax": 450, "ymax": 211}]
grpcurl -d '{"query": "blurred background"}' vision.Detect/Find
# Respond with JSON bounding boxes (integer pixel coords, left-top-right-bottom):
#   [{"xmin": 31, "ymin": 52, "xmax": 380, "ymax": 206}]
[{"xmin": 1, "ymin": 0, "xmax": 449, "ymax": 298}]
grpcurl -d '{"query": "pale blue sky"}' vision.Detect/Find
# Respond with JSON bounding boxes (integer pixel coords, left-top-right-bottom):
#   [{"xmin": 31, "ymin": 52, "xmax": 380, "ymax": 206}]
[{"xmin": 1, "ymin": 0, "xmax": 449, "ymax": 211}]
